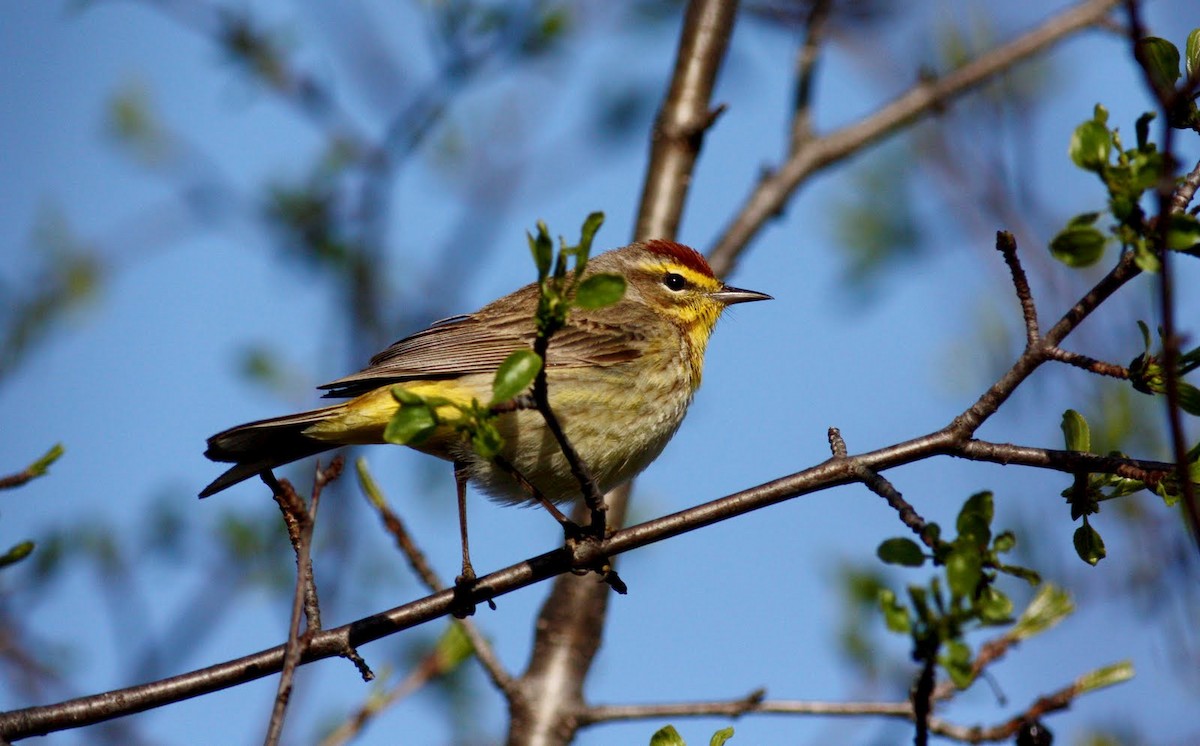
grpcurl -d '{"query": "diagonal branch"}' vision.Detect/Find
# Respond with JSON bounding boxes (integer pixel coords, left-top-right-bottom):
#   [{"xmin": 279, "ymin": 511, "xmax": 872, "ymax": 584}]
[{"xmin": 707, "ymin": 0, "xmax": 1122, "ymax": 278}]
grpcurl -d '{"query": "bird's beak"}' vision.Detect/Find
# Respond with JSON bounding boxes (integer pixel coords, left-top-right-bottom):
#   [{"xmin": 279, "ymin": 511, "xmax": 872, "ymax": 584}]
[{"xmin": 712, "ymin": 285, "xmax": 772, "ymax": 305}]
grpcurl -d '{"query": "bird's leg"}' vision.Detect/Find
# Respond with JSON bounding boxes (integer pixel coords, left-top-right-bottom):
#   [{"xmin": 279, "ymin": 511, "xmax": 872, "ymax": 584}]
[
  {"xmin": 450, "ymin": 461, "xmax": 480, "ymax": 618},
  {"xmin": 454, "ymin": 461, "xmax": 475, "ymax": 585}
]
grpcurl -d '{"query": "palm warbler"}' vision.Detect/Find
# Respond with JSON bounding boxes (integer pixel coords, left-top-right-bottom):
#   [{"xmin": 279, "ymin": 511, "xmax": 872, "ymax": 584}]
[{"xmin": 202, "ymin": 240, "xmax": 768, "ymax": 574}]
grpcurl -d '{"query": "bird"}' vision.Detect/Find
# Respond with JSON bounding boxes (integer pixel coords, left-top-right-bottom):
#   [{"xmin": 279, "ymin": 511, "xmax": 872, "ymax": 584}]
[{"xmin": 201, "ymin": 239, "xmax": 769, "ymax": 579}]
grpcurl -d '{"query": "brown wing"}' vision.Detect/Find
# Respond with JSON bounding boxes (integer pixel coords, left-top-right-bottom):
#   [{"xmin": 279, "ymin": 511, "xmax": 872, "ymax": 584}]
[{"xmin": 319, "ymin": 281, "xmax": 651, "ymax": 398}]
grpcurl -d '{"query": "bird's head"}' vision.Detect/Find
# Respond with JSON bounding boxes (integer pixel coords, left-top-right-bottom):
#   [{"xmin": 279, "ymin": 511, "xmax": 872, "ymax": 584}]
[{"xmin": 603, "ymin": 240, "xmax": 771, "ymax": 384}]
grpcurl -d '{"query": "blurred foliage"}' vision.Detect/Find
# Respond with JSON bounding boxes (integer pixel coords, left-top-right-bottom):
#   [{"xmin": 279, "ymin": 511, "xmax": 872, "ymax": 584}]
[
  {"xmin": 1, "ymin": 208, "xmax": 101, "ymax": 381},
  {"xmin": 831, "ymin": 146, "xmax": 923, "ymax": 293}
]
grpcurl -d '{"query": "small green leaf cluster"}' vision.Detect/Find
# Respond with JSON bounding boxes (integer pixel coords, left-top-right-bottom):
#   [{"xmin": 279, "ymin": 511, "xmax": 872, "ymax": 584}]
[
  {"xmin": 876, "ymin": 492, "xmax": 1040, "ymax": 688},
  {"xmin": 384, "ymin": 214, "xmax": 625, "ymax": 463},
  {"xmin": 1058, "ymin": 408, "xmax": 1200, "ymax": 565},
  {"xmin": 528, "ymin": 212, "xmax": 625, "ymax": 341},
  {"xmin": 1057, "ymin": 105, "xmax": 1172, "ymax": 270},
  {"xmin": 1137, "ymin": 33, "xmax": 1200, "ymax": 129},
  {"xmin": 649, "ymin": 724, "xmax": 734, "ymax": 746},
  {"xmin": 383, "ymin": 352, "xmax": 543, "ymax": 460},
  {"xmin": 1129, "ymin": 322, "xmax": 1200, "ymax": 416},
  {"xmin": 1052, "ymin": 29, "xmax": 1200, "ymax": 270}
]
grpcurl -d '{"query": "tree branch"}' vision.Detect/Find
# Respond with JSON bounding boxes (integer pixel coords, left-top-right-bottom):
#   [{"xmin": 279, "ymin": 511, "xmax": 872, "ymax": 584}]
[{"xmin": 707, "ymin": 0, "xmax": 1122, "ymax": 278}]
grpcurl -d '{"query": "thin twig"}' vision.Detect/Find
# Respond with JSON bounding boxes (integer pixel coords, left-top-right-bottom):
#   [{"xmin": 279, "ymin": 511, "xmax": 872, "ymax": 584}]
[
  {"xmin": 788, "ymin": 0, "xmax": 832, "ymax": 153},
  {"xmin": 263, "ymin": 460, "xmax": 335, "ymax": 746},
  {"xmin": 831, "ymin": 428, "xmax": 931, "ymax": 544},
  {"xmin": 1043, "ymin": 347, "xmax": 1131, "ymax": 378},
  {"xmin": 995, "ymin": 231, "xmax": 1040, "ymax": 345},
  {"xmin": 581, "ymin": 671, "xmax": 1110, "ymax": 743}
]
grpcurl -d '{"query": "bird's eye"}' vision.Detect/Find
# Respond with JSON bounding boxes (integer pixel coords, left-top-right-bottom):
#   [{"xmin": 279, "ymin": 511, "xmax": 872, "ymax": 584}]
[{"xmin": 663, "ymin": 272, "xmax": 687, "ymax": 291}]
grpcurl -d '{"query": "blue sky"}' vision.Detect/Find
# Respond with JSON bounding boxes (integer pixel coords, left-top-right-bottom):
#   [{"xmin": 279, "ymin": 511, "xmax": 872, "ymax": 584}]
[{"xmin": 3, "ymin": 2, "xmax": 1199, "ymax": 744}]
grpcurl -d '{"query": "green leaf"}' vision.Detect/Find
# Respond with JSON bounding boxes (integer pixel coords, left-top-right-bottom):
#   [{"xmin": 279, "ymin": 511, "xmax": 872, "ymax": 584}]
[
  {"xmin": 992, "ymin": 530, "xmax": 1016, "ymax": 553},
  {"xmin": 576, "ymin": 211, "xmax": 605, "ymax": 270},
  {"xmin": 1137, "ymin": 320, "xmax": 1153, "ymax": 352},
  {"xmin": 709, "ymin": 727, "xmax": 735, "ymax": 746},
  {"xmin": 1129, "ymin": 149, "xmax": 1164, "ymax": 192},
  {"xmin": 1075, "ymin": 660, "xmax": 1134, "ymax": 693},
  {"xmin": 1073, "ymin": 522, "xmax": 1107, "ymax": 566},
  {"xmin": 574, "ymin": 273, "xmax": 626, "ymax": 309},
  {"xmin": 1067, "ymin": 212, "xmax": 1101, "ymax": 227},
  {"xmin": 877, "ymin": 537, "xmax": 926, "ymax": 567},
  {"xmin": 1135, "ymin": 111, "xmax": 1156, "ymax": 150},
  {"xmin": 940, "ymin": 640, "xmax": 975, "ymax": 689},
  {"xmin": 1186, "ymin": 29, "xmax": 1200, "ymax": 80},
  {"xmin": 528, "ymin": 222, "xmax": 554, "ymax": 280},
  {"xmin": 1133, "ymin": 242, "xmax": 1162, "ymax": 274},
  {"xmin": 977, "ymin": 586, "xmax": 1014, "ymax": 624},
  {"xmin": 1049, "ymin": 225, "xmax": 1106, "ymax": 267},
  {"xmin": 384, "ymin": 403, "xmax": 438, "ymax": 446},
  {"xmin": 1167, "ymin": 214, "xmax": 1200, "ymax": 251},
  {"xmin": 1068, "ymin": 119, "xmax": 1111, "ymax": 171},
  {"xmin": 355, "ymin": 457, "xmax": 386, "ymax": 509},
  {"xmin": 433, "ymin": 622, "xmax": 476, "ymax": 672},
  {"xmin": 650, "ymin": 725, "xmax": 687, "ymax": 746},
  {"xmin": 1177, "ymin": 382, "xmax": 1200, "ymax": 416},
  {"xmin": 879, "ymin": 589, "xmax": 911, "ymax": 633},
  {"xmin": 907, "ymin": 585, "xmax": 932, "ymax": 624},
  {"xmin": 998, "ymin": 563, "xmax": 1042, "ymax": 586},
  {"xmin": 1061, "ymin": 409, "xmax": 1091, "ymax": 452},
  {"xmin": 0, "ymin": 541, "xmax": 35, "ymax": 569},
  {"xmin": 491, "ymin": 349, "xmax": 542, "ymax": 405},
  {"xmin": 1137, "ymin": 37, "xmax": 1181, "ymax": 92},
  {"xmin": 391, "ymin": 386, "xmax": 426, "ymax": 406},
  {"xmin": 1011, "ymin": 584, "xmax": 1074, "ymax": 640},
  {"xmin": 471, "ymin": 420, "xmax": 505, "ymax": 460},
  {"xmin": 957, "ymin": 491, "xmax": 994, "ymax": 544},
  {"xmin": 945, "ymin": 547, "xmax": 983, "ymax": 599},
  {"xmin": 26, "ymin": 443, "xmax": 65, "ymax": 478}
]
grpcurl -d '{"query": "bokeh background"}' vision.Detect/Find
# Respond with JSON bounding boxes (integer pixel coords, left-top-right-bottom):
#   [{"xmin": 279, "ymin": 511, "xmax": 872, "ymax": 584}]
[{"xmin": 3, "ymin": 1, "xmax": 1200, "ymax": 744}]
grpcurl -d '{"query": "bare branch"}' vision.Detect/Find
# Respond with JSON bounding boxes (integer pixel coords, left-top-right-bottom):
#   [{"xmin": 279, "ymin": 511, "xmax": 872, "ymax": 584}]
[
  {"xmin": 634, "ymin": 0, "xmax": 740, "ymax": 242},
  {"xmin": 995, "ymin": 231, "xmax": 1040, "ymax": 345},
  {"xmin": 788, "ymin": 0, "xmax": 832, "ymax": 153},
  {"xmin": 582, "ymin": 671, "xmax": 1116, "ymax": 744},
  {"xmin": 708, "ymin": 0, "xmax": 1122, "ymax": 278},
  {"xmin": 831, "ymin": 428, "xmax": 931, "ymax": 544},
  {"xmin": 1044, "ymin": 347, "xmax": 1131, "ymax": 379},
  {"xmin": 263, "ymin": 458, "xmax": 341, "ymax": 746}
]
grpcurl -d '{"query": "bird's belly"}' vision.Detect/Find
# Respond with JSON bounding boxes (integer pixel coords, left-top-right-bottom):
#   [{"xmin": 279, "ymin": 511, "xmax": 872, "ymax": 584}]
[{"xmin": 466, "ymin": 362, "xmax": 694, "ymax": 506}]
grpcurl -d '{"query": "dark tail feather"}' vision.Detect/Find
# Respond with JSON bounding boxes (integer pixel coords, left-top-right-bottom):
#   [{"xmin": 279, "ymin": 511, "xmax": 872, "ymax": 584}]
[{"xmin": 200, "ymin": 405, "xmax": 345, "ymax": 497}]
